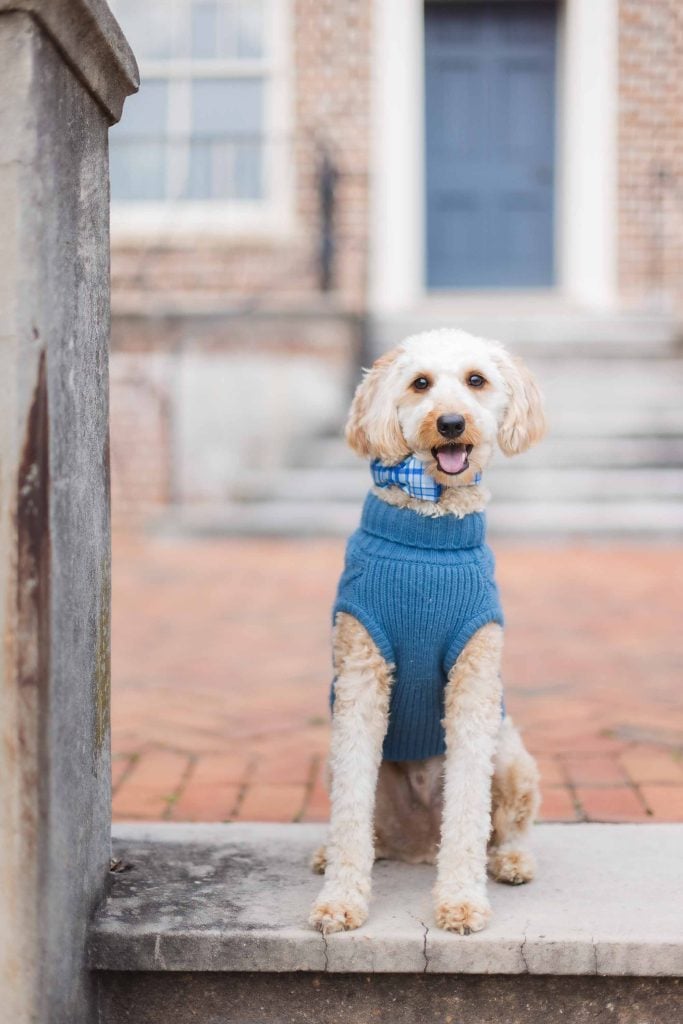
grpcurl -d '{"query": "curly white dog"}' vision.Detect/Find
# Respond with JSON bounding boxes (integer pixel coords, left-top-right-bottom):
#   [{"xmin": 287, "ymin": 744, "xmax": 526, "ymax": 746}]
[{"xmin": 310, "ymin": 328, "xmax": 546, "ymax": 936}]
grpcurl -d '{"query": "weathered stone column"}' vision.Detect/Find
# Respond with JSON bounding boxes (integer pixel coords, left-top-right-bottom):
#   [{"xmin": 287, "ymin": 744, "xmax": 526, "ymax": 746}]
[{"xmin": 0, "ymin": 3, "xmax": 137, "ymax": 1022}]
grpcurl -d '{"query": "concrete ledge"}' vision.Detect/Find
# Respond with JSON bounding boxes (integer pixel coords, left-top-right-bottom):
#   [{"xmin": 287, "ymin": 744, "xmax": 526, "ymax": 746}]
[
  {"xmin": 0, "ymin": 0, "xmax": 138, "ymax": 122},
  {"xmin": 91, "ymin": 823, "xmax": 683, "ymax": 977},
  {"xmin": 97, "ymin": 972, "xmax": 682, "ymax": 1024}
]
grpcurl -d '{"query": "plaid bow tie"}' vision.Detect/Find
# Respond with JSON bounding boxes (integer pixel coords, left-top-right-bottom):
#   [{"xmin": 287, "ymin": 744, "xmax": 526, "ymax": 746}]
[
  {"xmin": 370, "ymin": 456, "xmax": 482, "ymax": 502},
  {"xmin": 370, "ymin": 456, "xmax": 443, "ymax": 501}
]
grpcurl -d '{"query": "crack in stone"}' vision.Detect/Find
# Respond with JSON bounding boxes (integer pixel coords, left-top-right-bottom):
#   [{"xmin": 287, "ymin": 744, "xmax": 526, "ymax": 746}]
[
  {"xmin": 592, "ymin": 936, "xmax": 599, "ymax": 975},
  {"xmin": 320, "ymin": 929, "xmax": 329, "ymax": 971},
  {"xmin": 519, "ymin": 920, "xmax": 531, "ymax": 973},
  {"xmin": 520, "ymin": 933, "xmax": 530, "ymax": 973},
  {"xmin": 420, "ymin": 920, "xmax": 430, "ymax": 973},
  {"xmin": 153, "ymin": 933, "xmax": 167, "ymax": 969}
]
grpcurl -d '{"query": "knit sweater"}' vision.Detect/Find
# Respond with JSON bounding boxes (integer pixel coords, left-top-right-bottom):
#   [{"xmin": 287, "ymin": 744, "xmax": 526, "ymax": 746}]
[{"xmin": 332, "ymin": 492, "xmax": 504, "ymax": 761}]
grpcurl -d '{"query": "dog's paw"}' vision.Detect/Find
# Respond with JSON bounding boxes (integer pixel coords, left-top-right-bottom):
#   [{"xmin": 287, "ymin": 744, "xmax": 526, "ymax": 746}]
[
  {"xmin": 434, "ymin": 894, "xmax": 491, "ymax": 935},
  {"xmin": 488, "ymin": 847, "xmax": 535, "ymax": 886},
  {"xmin": 309, "ymin": 896, "xmax": 368, "ymax": 934},
  {"xmin": 310, "ymin": 845, "xmax": 327, "ymax": 875}
]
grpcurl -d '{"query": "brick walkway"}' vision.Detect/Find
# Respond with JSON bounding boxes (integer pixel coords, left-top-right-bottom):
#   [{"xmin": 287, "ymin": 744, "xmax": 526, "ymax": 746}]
[{"xmin": 111, "ymin": 533, "xmax": 683, "ymax": 824}]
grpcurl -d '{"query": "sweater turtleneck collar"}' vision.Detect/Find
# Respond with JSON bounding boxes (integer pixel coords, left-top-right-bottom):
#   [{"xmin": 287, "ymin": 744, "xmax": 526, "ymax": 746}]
[{"xmin": 359, "ymin": 492, "xmax": 487, "ymax": 551}]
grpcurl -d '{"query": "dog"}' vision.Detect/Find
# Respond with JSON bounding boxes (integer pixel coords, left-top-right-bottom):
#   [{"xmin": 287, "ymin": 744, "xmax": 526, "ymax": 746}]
[{"xmin": 309, "ymin": 328, "xmax": 545, "ymax": 936}]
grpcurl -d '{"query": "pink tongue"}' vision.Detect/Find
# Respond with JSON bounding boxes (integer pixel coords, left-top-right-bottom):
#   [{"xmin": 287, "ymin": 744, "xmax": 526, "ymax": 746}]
[{"xmin": 437, "ymin": 447, "xmax": 467, "ymax": 474}]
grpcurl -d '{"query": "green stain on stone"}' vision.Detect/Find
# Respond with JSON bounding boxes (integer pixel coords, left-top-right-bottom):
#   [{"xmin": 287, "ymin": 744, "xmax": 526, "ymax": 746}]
[{"xmin": 93, "ymin": 553, "xmax": 111, "ymax": 766}]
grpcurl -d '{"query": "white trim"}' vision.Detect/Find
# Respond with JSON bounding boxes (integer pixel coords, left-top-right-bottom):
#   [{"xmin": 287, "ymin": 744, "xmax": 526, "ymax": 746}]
[
  {"xmin": 369, "ymin": 0, "xmax": 425, "ymax": 314},
  {"xmin": 557, "ymin": 0, "xmax": 618, "ymax": 308},
  {"xmin": 110, "ymin": 0, "xmax": 294, "ymax": 243},
  {"xmin": 370, "ymin": 0, "xmax": 618, "ymax": 315}
]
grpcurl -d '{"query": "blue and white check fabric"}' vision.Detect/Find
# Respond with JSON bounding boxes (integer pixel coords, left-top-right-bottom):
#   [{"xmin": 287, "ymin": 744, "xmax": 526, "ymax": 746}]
[
  {"xmin": 370, "ymin": 456, "xmax": 481, "ymax": 502},
  {"xmin": 370, "ymin": 456, "xmax": 443, "ymax": 501}
]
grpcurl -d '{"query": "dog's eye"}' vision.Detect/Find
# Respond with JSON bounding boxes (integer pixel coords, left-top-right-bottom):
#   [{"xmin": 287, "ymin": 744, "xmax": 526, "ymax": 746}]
[
  {"xmin": 411, "ymin": 376, "xmax": 431, "ymax": 391},
  {"xmin": 467, "ymin": 373, "xmax": 487, "ymax": 388}
]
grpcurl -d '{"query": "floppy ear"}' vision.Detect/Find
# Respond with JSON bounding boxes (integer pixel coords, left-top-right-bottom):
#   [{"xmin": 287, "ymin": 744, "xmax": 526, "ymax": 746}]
[
  {"xmin": 345, "ymin": 348, "xmax": 410, "ymax": 464},
  {"xmin": 495, "ymin": 348, "xmax": 546, "ymax": 456}
]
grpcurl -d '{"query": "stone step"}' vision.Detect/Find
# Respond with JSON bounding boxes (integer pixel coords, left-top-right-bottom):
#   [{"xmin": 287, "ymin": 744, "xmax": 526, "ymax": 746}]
[
  {"xmin": 295, "ymin": 435, "xmax": 683, "ymax": 471},
  {"xmin": 92, "ymin": 823, "xmax": 683, "ymax": 1022},
  {"xmin": 296, "ymin": 438, "xmax": 683, "ymax": 473},
  {"xmin": 153, "ymin": 498, "xmax": 683, "ymax": 539},
  {"xmin": 234, "ymin": 467, "xmax": 683, "ymax": 504},
  {"xmin": 370, "ymin": 310, "xmax": 682, "ymax": 358}
]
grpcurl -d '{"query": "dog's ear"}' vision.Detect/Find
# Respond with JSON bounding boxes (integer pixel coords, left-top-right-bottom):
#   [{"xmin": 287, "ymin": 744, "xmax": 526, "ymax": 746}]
[
  {"xmin": 345, "ymin": 348, "xmax": 410, "ymax": 464},
  {"xmin": 495, "ymin": 348, "xmax": 546, "ymax": 456}
]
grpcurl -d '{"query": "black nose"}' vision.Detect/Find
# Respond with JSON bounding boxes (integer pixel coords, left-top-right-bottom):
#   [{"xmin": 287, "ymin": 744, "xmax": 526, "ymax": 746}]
[{"xmin": 436, "ymin": 413, "xmax": 466, "ymax": 439}]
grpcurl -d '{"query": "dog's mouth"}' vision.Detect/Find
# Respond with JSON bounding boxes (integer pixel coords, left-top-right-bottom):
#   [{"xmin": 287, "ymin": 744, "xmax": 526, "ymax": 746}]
[{"xmin": 432, "ymin": 443, "xmax": 472, "ymax": 475}]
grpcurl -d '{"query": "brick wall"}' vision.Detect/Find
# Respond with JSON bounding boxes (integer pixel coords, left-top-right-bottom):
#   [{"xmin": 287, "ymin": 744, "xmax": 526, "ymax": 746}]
[
  {"xmin": 110, "ymin": 0, "xmax": 372, "ymax": 314},
  {"xmin": 618, "ymin": 0, "xmax": 683, "ymax": 312},
  {"xmin": 110, "ymin": 353, "xmax": 174, "ymax": 527}
]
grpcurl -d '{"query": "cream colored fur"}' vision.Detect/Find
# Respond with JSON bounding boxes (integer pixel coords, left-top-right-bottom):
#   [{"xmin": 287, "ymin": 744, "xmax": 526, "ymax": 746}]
[{"xmin": 310, "ymin": 329, "xmax": 545, "ymax": 936}]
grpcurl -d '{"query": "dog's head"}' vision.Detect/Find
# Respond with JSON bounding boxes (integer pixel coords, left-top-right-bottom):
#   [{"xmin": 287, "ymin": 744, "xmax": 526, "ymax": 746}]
[{"xmin": 346, "ymin": 329, "xmax": 546, "ymax": 486}]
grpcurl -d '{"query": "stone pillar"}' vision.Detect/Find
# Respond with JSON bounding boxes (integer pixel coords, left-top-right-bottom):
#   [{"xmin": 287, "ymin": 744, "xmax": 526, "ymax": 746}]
[{"xmin": 0, "ymin": 3, "xmax": 137, "ymax": 1022}]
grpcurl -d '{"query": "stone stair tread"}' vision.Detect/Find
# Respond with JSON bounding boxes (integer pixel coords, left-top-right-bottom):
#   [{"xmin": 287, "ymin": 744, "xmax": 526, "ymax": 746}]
[
  {"xmin": 233, "ymin": 467, "xmax": 683, "ymax": 503},
  {"xmin": 295, "ymin": 437, "xmax": 683, "ymax": 471},
  {"xmin": 152, "ymin": 499, "xmax": 683, "ymax": 538},
  {"xmin": 370, "ymin": 311, "xmax": 682, "ymax": 357},
  {"xmin": 91, "ymin": 823, "xmax": 683, "ymax": 976}
]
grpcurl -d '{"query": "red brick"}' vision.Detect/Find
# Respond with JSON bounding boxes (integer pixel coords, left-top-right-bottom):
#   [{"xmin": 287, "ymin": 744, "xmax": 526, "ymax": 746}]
[
  {"xmin": 251, "ymin": 742, "xmax": 318, "ymax": 786},
  {"xmin": 172, "ymin": 783, "xmax": 242, "ymax": 822},
  {"xmin": 111, "ymin": 755, "xmax": 132, "ymax": 793},
  {"xmin": 639, "ymin": 785, "xmax": 683, "ymax": 821},
  {"xmin": 111, "ymin": 536, "xmax": 683, "ymax": 823},
  {"xmin": 575, "ymin": 786, "xmax": 650, "ymax": 823},
  {"xmin": 534, "ymin": 756, "xmax": 565, "ymax": 788},
  {"xmin": 171, "ymin": 754, "xmax": 248, "ymax": 821},
  {"xmin": 236, "ymin": 785, "xmax": 307, "ymax": 822},
  {"xmin": 538, "ymin": 787, "xmax": 578, "ymax": 822},
  {"xmin": 620, "ymin": 747, "xmax": 683, "ymax": 785},
  {"xmin": 300, "ymin": 765, "xmax": 330, "ymax": 823},
  {"xmin": 561, "ymin": 755, "xmax": 629, "ymax": 787},
  {"xmin": 112, "ymin": 750, "xmax": 190, "ymax": 820}
]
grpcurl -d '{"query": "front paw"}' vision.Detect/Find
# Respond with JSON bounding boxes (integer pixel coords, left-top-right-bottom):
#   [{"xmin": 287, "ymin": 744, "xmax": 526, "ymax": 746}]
[
  {"xmin": 309, "ymin": 893, "xmax": 368, "ymax": 934},
  {"xmin": 488, "ymin": 847, "xmax": 535, "ymax": 885},
  {"xmin": 434, "ymin": 892, "xmax": 491, "ymax": 934}
]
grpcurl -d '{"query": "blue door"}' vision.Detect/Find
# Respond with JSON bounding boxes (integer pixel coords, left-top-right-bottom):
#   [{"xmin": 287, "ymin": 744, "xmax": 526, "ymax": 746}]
[{"xmin": 425, "ymin": 1, "xmax": 557, "ymax": 288}]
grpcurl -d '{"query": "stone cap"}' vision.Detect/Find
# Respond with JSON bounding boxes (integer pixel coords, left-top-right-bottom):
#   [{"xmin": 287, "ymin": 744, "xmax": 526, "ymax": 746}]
[
  {"xmin": 90, "ymin": 822, "xmax": 683, "ymax": 977},
  {"xmin": 0, "ymin": 0, "xmax": 139, "ymax": 122}
]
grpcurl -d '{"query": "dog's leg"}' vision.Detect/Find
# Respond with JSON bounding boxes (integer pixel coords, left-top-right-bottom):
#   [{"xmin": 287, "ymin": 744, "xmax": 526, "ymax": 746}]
[
  {"xmin": 488, "ymin": 716, "xmax": 540, "ymax": 885},
  {"xmin": 309, "ymin": 612, "xmax": 392, "ymax": 934},
  {"xmin": 434, "ymin": 622, "xmax": 503, "ymax": 934}
]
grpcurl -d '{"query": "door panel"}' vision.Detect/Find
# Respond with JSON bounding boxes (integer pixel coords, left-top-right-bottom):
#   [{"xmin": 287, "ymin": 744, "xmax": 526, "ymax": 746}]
[{"xmin": 425, "ymin": 1, "xmax": 557, "ymax": 288}]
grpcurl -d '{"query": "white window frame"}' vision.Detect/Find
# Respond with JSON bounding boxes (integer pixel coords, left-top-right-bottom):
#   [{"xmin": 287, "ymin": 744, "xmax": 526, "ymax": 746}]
[
  {"xmin": 370, "ymin": 0, "xmax": 618, "ymax": 312},
  {"xmin": 110, "ymin": 0, "xmax": 294, "ymax": 243}
]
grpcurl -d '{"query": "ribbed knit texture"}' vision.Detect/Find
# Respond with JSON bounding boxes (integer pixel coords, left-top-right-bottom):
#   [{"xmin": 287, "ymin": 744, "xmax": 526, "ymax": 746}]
[{"xmin": 332, "ymin": 493, "xmax": 504, "ymax": 761}]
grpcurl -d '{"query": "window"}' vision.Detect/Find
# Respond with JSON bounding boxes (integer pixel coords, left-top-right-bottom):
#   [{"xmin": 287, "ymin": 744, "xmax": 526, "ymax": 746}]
[{"xmin": 109, "ymin": 0, "xmax": 292, "ymax": 237}]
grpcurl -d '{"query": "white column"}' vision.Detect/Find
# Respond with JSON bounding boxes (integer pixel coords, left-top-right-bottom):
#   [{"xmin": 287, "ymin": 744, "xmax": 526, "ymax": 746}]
[
  {"xmin": 369, "ymin": 0, "xmax": 424, "ymax": 314},
  {"xmin": 558, "ymin": 0, "xmax": 618, "ymax": 308}
]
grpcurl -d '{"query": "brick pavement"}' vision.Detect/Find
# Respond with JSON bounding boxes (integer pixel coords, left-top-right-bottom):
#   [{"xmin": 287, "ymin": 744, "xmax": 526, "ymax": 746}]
[{"xmin": 111, "ymin": 534, "xmax": 683, "ymax": 824}]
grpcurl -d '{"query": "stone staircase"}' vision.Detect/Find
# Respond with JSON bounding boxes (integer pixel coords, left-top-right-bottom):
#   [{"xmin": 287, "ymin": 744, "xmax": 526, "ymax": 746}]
[
  {"xmin": 91, "ymin": 822, "xmax": 683, "ymax": 1022},
  {"xmin": 157, "ymin": 342, "xmax": 683, "ymax": 539}
]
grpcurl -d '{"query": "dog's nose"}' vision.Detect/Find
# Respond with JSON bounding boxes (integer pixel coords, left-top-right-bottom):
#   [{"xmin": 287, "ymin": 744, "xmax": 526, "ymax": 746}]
[{"xmin": 436, "ymin": 413, "xmax": 466, "ymax": 439}]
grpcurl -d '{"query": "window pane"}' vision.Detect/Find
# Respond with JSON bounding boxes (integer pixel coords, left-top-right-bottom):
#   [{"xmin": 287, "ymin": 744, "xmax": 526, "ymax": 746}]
[
  {"xmin": 191, "ymin": 77, "xmax": 262, "ymax": 135},
  {"xmin": 114, "ymin": 79, "xmax": 168, "ymax": 138},
  {"xmin": 187, "ymin": 139, "xmax": 262, "ymax": 199},
  {"xmin": 234, "ymin": 1, "xmax": 265, "ymax": 58},
  {"xmin": 191, "ymin": 1, "xmax": 217, "ymax": 59},
  {"xmin": 187, "ymin": 78, "xmax": 263, "ymax": 198},
  {"xmin": 112, "ymin": 1, "xmax": 183, "ymax": 60},
  {"xmin": 110, "ymin": 80, "xmax": 168, "ymax": 200},
  {"xmin": 191, "ymin": 1, "xmax": 265, "ymax": 60},
  {"xmin": 110, "ymin": 143, "xmax": 167, "ymax": 200}
]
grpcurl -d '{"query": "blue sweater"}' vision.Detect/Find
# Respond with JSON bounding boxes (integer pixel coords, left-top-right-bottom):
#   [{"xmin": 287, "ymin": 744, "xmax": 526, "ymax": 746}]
[{"xmin": 332, "ymin": 492, "xmax": 504, "ymax": 761}]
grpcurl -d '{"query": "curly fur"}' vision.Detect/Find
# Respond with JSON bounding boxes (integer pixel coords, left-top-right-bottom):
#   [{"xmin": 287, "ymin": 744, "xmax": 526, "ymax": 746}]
[{"xmin": 311, "ymin": 329, "xmax": 545, "ymax": 936}]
